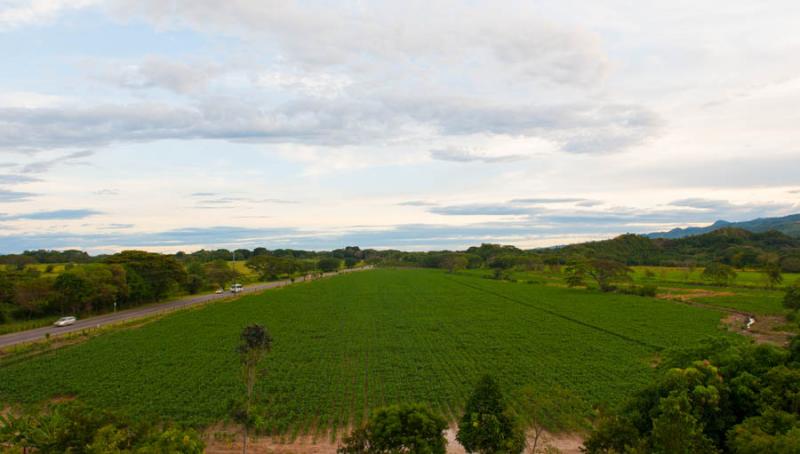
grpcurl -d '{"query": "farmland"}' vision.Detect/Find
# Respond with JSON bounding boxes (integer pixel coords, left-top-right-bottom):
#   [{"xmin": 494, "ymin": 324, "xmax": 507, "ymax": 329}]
[{"xmin": 0, "ymin": 268, "xmax": 740, "ymax": 437}]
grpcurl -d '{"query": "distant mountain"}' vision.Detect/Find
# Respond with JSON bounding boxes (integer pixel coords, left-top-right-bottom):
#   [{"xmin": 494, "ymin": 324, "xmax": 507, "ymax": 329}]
[{"xmin": 647, "ymin": 214, "xmax": 800, "ymax": 239}]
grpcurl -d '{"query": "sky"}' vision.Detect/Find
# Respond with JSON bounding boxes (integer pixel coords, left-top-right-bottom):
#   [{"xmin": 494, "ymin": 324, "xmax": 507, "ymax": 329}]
[{"xmin": 1, "ymin": 0, "xmax": 799, "ymax": 254}]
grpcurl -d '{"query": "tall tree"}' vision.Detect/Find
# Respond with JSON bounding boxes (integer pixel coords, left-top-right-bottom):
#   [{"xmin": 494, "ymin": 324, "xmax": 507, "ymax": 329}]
[
  {"xmin": 235, "ymin": 324, "xmax": 272, "ymax": 454},
  {"xmin": 457, "ymin": 375, "xmax": 524, "ymax": 454}
]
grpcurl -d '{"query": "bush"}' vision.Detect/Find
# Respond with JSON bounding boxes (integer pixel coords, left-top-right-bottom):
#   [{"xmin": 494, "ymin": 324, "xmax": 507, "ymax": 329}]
[
  {"xmin": 618, "ymin": 285, "xmax": 658, "ymax": 297},
  {"xmin": 784, "ymin": 282, "xmax": 800, "ymax": 311},
  {"xmin": 338, "ymin": 404, "xmax": 447, "ymax": 454}
]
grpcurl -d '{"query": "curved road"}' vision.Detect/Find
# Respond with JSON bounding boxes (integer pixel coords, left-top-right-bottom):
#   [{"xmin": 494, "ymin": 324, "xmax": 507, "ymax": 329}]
[{"xmin": 0, "ymin": 267, "xmax": 371, "ymax": 350}]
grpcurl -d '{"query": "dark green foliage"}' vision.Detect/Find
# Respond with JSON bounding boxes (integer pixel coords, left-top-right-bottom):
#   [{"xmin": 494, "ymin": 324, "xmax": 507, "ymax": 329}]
[
  {"xmin": 457, "ymin": 375, "xmax": 524, "ymax": 454},
  {"xmin": 0, "ymin": 401, "xmax": 204, "ymax": 453},
  {"xmin": 246, "ymin": 255, "xmax": 298, "ymax": 280},
  {"xmin": 784, "ymin": 282, "xmax": 800, "ymax": 311},
  {"xmin": 105, "ymin": 250, "xmax": 187, "ymax": 302},
  {"xmin": 584, "ymin": 339, "xmax": 800, "ymax": 453},
  {"xmin": 318, "ymin": 257, "xmax": 342, "ymax": 273},
  {"xmin": 338, "ymin": 404, "xmax": 448, "ymax": 454},
  {"xmin": 702, "ymin": 262, "xmax": 738, "ymax": 286}
]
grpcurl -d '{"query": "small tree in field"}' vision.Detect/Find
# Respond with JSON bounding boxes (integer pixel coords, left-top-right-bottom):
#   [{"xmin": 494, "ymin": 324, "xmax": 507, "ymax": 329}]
[
  {"xmin": 762, "ymin": 261, "xmax": 783, "ymax": 289},
  {"xmin": 441, "ymin": 254, "xmax": 469, "ymax": 273},
  {"xmin": 701, "ymin": 263, "xmax": 737, "ymax": 286},
  {"xmin": 457, "ymin": 375, "xmax": 524, "ymax": 454},
  {"xmin": 586, "ymin": 260, "xmax": 633, "ymax": 292},
  {"xmin": 235, "ymin": 324, "xmax": 272, "ymax": 454},
  {"xmin": 338, "ymin": 404, "xmax": 448, "ymax": 454}
]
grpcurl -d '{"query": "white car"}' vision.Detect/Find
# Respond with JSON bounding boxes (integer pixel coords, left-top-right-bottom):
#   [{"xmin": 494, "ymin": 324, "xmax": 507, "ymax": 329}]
[
  {"xmin": 54, "ymin": 316, "xmax": 77, "ymax": 327},
  {"xmin": 230, "ymin": 283, "xmax": 243, "ymax": 294},
  {"xmin": 215, "ymin": 289, "xmax": 224, "ymax": 294}
]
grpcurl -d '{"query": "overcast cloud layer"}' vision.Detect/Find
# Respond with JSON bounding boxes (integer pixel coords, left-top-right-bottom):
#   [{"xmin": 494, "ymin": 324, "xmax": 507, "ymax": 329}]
[{"xmin": 0, "ymin": 1, "xmax": 799, "ymax": 253}]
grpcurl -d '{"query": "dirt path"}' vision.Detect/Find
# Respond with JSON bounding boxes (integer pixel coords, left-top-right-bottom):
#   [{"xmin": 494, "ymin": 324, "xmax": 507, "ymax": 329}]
[{"xmin": 205, "ymin": 427, "xmax": 584, "ymax": 453}]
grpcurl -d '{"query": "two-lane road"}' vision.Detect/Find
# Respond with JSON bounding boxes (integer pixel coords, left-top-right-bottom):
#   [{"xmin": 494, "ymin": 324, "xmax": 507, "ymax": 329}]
[{"xmin": 0, "ymin": 267, "xmax": 371, "ymax": 350}]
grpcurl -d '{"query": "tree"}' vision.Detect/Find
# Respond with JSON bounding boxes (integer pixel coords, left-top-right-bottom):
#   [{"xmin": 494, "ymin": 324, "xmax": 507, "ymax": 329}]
[
  {"xmin": 338, "ymin": 404, "xmax": 448, "ymax": 454},
  {"xmin": 517, "ymin": 385, "xmax": 586, "ymax": 453},
  {"xmin": 784, "ymin": 282, "xmax": 800, "ymax": 311},
  {"xmin": 762, "ymin": 261, "xmax": 784, "ymax": 290},
  {"xmin": 701, "ymin": 262, "xmax": 738, "ymax": 286},
  {"xmin": 318, "ymin": 257, "xmax": 342, "ymax": 273},
  {"xmin": 457, "ymin": 375, "xmax": 524, "ymax": 454},
  {"xmin": 54, "ymin": 272, "xmax": 91, "ymax": 315},
  {"xmin": 205, "ymin": 260, "xmax": 238, "ymax": 289},
  {"xmin": 105, "ymin": 251, "xmax": 187, "ymax": 302},
  {"xmin": 236, "ymin": 324, "xmax": 272, "ymax": 454},
  {"xmin": 14, "ymin": 278, "xmax": 53, "ymax": 319},
  {"xmin": 585, "ymin": 259, "xmax": 633, "ymax": 292},
  {"xmin": 441, "ymin": 254, "xmax": 468, "ymax": 273},
  {"xmin": 564, "ymin": 261, "xmax": 587, "ymax": 288},
  {"xmin": 246, "ymin": 255, "xmax": 296, "ymax": 281}
]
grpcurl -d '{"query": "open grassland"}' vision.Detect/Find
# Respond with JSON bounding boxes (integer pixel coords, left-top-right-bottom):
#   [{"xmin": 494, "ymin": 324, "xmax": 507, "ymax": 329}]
[
  {"xmin": 0, "ymin": 269, "xmax": 737, "ymax": 435},
  {"xmin": 463, "ymin": 266, "xmax": 796, "ymax": 317}
]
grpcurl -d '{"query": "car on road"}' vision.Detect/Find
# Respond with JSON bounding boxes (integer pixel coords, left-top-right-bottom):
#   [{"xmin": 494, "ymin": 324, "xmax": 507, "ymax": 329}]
[
  {"xmin": 54, "ymin": 316, "xmax": 77, "ymax": 327},
  {"xmin": 215, "ymin": 288, "xmax": 224, "ymax": 294},
  {"xmin": 230, "ymin": 283, "xmax": 243, "ymax": 294}
]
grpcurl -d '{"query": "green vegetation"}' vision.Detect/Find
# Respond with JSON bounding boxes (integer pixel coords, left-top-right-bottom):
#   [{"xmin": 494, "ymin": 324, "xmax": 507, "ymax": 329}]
[
  {"xmin": 0, "ymin": 269, "xmax": 737, "ymax": 436},
  {"xmin": 584, "ymin": 338, "xmax": 800, "ymax": 453},
  {"xmin": 0, "ymin": 401, "xmax": 204, "ymax": 453},
  {"xmin": 456, "ymin": 375, "xmax": 525, "ymax": 454},
  {"xmin": 339, "ymin": 404, "xmax": 448, "ymax": 454}
]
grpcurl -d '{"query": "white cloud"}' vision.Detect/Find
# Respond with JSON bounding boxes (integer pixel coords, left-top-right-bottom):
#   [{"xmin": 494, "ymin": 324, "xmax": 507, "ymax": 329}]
[{"xmin": 0, "ymin": 0, "xmax": 96, "ymax": 30}]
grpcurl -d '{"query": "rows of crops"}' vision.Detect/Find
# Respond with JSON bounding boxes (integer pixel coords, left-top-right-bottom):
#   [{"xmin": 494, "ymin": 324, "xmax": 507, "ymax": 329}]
[{"xmin": 0, "ymin": 269, "xmax": 736, "ymax": 436}]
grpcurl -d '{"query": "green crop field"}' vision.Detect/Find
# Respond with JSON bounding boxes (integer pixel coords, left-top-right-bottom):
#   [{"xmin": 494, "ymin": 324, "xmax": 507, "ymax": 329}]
[{"xmin": 0, "ymin": 269, "xmax": 739, "ymax": 436}]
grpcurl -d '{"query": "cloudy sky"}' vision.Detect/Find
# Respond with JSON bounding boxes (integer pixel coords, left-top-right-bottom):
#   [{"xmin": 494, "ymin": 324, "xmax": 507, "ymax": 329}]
[{"xmin": 1, "ymin": 0, "xmax": 799, "ymax": 253}]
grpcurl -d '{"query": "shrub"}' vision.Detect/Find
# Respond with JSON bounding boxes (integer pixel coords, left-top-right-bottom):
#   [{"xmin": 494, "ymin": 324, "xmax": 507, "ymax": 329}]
[{"xmin": 784, "ymin": 282, "xmax": 800, "ymax": 311}]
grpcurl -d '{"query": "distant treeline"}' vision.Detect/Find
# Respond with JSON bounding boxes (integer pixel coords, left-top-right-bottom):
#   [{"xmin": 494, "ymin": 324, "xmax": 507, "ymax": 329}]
[{"xmin": 3, "ymin": 227, "xmax": 800, "ymax": 324}]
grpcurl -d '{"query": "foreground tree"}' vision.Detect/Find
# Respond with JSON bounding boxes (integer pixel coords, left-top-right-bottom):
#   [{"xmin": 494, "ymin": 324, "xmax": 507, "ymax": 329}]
[
  {"xmin": 235, "ymin": 324, "xmax": 272, "ymax": 454},
  {"xmin": 784, "ymin": 282, "xmax": 800, "ymax": 312},
  {"xmin": 457, "ymin": 375, "xmax": 524, "ymax": 454},
  {"xmin": 517, "ymin": 385, "xmax": 586, "ymax": 453},
  {"xmin": 338, "ymin": 404, "xmax": 448, "ymax": 454}
]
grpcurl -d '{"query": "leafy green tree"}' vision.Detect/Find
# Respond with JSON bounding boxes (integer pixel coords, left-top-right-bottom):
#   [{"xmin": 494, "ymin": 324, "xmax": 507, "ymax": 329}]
[
  {"xmin": 762, "ymin": 261, "xmax": 784, "ymax": 289},
  {"xmin": 184, "ymin": 261, "xmax": 207, "ymax": 294},
  {"xmin": 585, "ymin": 259, "xmax": 633, "ymax": 292},
  {"xmin": 441, "ymin": 254, "xmax": 469, "ymax": 273},
  {"xmin": 784, "ymin": 282, "xmax": 800, "ymax": 311},
  {"xmin": 246, "ymin": 255, "xmax": 296, "ymax": 281},
  {"xmin": 205, "ymin": 260, "xmax": 238, "ymax": 290},
  {"xmin": 649, "ymin": 393, "xmax": 716, "ymax": 453},
  {"xmin": 457, "ymin": 375, "xmax": 524, "ymax": 454},
  {"xmin": 54, "ymin": 271, "xmax": 91, "ymax": 314},
  {"xmin": 517, "ymin": 385, "xmax": 587, "ymax": 453},
  {"xmin": 727, "ymin": 409, "xmax": 800, "ymax": 454},
  {"xmin": 235, "ymin": 324, "xmax": 272, "ymax": 454},
  {"xmin": 338, "ymin": 404, "xmax": 448, "ymax": 454},
  {"xmin": 701, "ymin": 262, "xmax": 738, "ymax": 286},
  {"xmin": 13, "ymin": 277, "xmax": 53, "ymax": 319},
  {"xmin": 106, "ymin": 251, "xmax": 187, "ymax": 302},
  {"xmin": 318, "ymin": 257, "xmax": 342, "ymax": 273}
]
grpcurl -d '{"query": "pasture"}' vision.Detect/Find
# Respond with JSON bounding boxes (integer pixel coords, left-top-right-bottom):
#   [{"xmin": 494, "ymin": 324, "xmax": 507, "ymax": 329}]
[{"xmin": 0, "ymin": 268, "xmax": 739, "ymax": 436}]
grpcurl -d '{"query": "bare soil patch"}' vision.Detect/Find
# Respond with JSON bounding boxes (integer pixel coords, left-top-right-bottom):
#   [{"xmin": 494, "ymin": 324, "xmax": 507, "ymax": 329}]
[{"xmin": 205, "ymin": 426, "xmax": 584, "ymax": 454}]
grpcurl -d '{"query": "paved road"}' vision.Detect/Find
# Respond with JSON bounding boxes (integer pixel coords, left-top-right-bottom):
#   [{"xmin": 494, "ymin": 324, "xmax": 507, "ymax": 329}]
[{"xmin": 0, "ymin": 267, "xmax": 371, "ymax": 350}]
